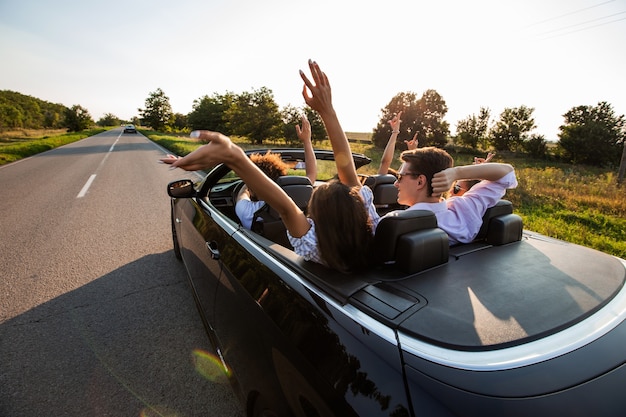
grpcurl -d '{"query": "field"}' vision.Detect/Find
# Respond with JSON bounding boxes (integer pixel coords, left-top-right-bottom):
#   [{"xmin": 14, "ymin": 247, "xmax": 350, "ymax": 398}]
[
  {"xmin": 0, "ymin": 128, "xmax": 106, "ymax": 164},
  {"xmin": 2, "ymin": 128, "xmax": 624, "ymax": 259}
]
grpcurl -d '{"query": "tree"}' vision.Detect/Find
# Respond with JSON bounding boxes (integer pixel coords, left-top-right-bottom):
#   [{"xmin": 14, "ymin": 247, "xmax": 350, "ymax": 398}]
[
  {"xmin": 187, "ymin": 92, "xmax": 234, "ymax": 132},
  {"xmin": 455, "ymin": 107, "xmax": 491, "ymax": 149},
  {"xmin": 171, "ymin": 113, "xmax": 188, "ymax": 131},
  {"xmin": 372, "ymin": 91, "xmax": 418, "ymax": 148},
  {"xmin": 0, "ymin": 103, "xmax": 23, "ymax": 129},
  {"xmin": 139, "ymin": 88, "xmax": 173, "ymax": 131},
  {"xmin": 489, "ymin": 106, "xmax": 536, "ymax": 151},
  {"xmin": 558, "ymin": 102, "xmax": 625, "ymax": 167},
  {"xmin": 0, "ymin": 90, "xmax": 66, "ymax": 129},
  {"xmin": 225, "ymin": 87, "xmax": 282, "ymax": 145},
  {"xmin": 97, "ymin": 113, "xmax": 120, "ymax": 127},
  {"xmin": 372, "ymin": 90, "xmax": 449, "ymax": 149},
  {"xmin": 523, "ymin": 134, "xmax": 548, "ymax": 159},
  {"xmin": 303, "ymin": 107, "xmax": 326, "ymax": 143},
  {"xmin": 281, "ymin": 105, "xmax": 303, "ymax": 145},
  {"xmin": 280, "ymin": 105, "xmax": 326, "ymax": 145},
  {"xmin": 64, "ymin": 105, "xmax": 93, "ymax": 132}
]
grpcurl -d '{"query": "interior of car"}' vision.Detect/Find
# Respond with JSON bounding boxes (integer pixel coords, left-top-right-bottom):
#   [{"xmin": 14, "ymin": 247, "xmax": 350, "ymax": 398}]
[{"xmin": 207, "ymin": 164, "xmax": 524, "ymax": 278}]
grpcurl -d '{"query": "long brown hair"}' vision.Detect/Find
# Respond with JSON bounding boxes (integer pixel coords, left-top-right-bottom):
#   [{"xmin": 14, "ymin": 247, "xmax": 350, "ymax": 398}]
[{"xmin": 307, "ymin": 181, "xmax": 374, "ymax": 274}]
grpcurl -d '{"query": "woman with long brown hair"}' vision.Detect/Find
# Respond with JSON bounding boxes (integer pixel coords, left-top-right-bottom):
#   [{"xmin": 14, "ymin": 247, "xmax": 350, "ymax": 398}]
[{"xmin": 163, "ymin": 60, "xmax": 378, "ymax": 273}]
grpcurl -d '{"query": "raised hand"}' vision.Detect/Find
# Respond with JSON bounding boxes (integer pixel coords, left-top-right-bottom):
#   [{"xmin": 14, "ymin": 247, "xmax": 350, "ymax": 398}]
[
  {"xmin": 295, "ymin": 114, "xmax": 312, "ymax": 143},
  {"xmin": 389, "ymin": 111, "xmax": 402, "ymax": 132},
  {"xmin": 405, "ymin": 133, "xmax": 418, "ymax": 150},
  {"xmin": 299, "ymin": 60, "xmax": 334, "ymax": 118},
  {"xmin": 160, "ymin": 130, "xmax": 243, "ymax": 172}
]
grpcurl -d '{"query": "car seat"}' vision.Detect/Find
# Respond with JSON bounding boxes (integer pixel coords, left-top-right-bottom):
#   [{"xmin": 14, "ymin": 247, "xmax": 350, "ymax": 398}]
[
  {"xmin": 374, "ymin": 209, "xmax": 449, "ymax": 274},
  {"xmin": 251, "ymin": 176, "xmax": 313, "ymax": 248},
  {"xmin": 364, "ymin": 174, "xmax": 404, "ymax": 214},
  {"xmin": 475, "ymin": 200, "xmax": 523, "ymax": 245}
]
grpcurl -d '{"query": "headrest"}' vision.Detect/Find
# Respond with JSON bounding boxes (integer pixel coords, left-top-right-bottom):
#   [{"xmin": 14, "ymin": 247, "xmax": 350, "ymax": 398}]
[
  {"xmin": 364, "ymin": 174, "xmax": 399, "ymax": 206},
  {"xmin": 375, "ymin": 210, "xmax": 438, "ymax": 263},
  {"xmin": 396, "ymin": 228, "xmax": 449, "ymax": 273},
  {"xmin": 277, "ymin": 175, "xmax": 312, "ymax": 186},
  {"xmin": 486, "ymin": 214, "xmax": 523, "ymax": 245},
  {"xmin": 364, "ymin": 174, "xmax": 397, "ymax": 187},
  {"xmin": 476, "ymin": 200, "xmax": 513, "ymax": 240},
  {"xmin": 276, "ymin": 175, "xmax": 312, "ymax": 211}
]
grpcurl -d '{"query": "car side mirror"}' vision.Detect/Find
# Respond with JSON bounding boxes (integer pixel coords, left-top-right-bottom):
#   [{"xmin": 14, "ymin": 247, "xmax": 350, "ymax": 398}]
[{"xmin": 167, "ymin": 179, "xmax": 196, "ymax": 198}]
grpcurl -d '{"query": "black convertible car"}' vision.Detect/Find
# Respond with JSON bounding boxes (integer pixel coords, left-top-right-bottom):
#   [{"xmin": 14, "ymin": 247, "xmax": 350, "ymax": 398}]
[{"xmin": 167, "ymin": 149, "xmax": 626, "ymax": 417}]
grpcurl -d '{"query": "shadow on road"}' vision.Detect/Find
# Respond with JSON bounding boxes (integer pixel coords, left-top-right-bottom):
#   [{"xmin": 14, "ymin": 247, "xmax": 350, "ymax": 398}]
[{"xmin": 0, "ymin": 250, "xmax": 243, "ymax": 417}]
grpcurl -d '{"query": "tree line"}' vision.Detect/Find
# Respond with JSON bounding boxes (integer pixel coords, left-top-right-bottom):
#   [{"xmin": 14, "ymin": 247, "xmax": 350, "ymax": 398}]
[
  {"xmin": 139, "ymin": 87, "xmax": 624, "ymax": 169},
  {"xmin": 373, "ymin": 92, "xmax": 625, "ymax": 169},
  {"xmin": 2, "ymin": 86, "xmax": 624, "ymax": 169},
  {"xmin": 0, "ymin": 90, "xmax": 119, "ymax": 133}
]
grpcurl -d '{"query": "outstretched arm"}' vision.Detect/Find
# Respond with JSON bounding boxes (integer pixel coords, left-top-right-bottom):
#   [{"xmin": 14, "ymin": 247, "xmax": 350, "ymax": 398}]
[
  {"xmin": 431, "ymin": 163, "xmax": 514, "ymax": 196},
  {"xmin": 162, "ymin": 131, "xmax": 312, "ymax": 237},
  {"xmin": 378, "ymin": 111, "xmax": 402, "ymax": 175},
  {"xmin": 300, "ymin": 60, "xmax": 360, "ymax": 187},
  {"xmin": 296, "ymin": 114, "xmax": 317, "ymax": 185}
]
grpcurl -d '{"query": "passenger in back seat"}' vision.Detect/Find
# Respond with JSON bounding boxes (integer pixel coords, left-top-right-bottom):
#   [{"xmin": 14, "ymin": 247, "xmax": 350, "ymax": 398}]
[
  {"xmin": 235, "ymin": 115, "xmax": 317, "ymax": 229},
  {"xmin": 235, "ymin": 151, "xmax": 289, "ymax": 229},
  {"xmin": 376, "ymin": 148, "xmax": 517, "ymax": 245},
  {"xmin": 450, "ymin": 152, "xmax": 495, "ymax": 197}
]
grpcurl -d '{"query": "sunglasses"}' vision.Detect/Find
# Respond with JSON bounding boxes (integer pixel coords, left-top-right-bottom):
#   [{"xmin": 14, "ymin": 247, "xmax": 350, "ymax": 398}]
[
  {"xmin": 453, "ymin": 183, "xmax": 467, "ymax": 194},
  {"xmin": 396, "ymin": 172, "xmax": 421, "ymax": 182}
]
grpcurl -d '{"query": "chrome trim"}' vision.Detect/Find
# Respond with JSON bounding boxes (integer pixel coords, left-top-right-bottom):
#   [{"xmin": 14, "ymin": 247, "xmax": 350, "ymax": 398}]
[
  {"xmin": 399, "ymin": 257, "xmax": 626, "ymax": 371},
  {"xmin": 342, "ymin": 304, "xmax": 398, "ymax": 345}
]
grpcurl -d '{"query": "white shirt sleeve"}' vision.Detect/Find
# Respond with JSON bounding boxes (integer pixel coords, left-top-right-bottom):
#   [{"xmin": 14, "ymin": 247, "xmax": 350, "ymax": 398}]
[
  {"xmin": 445, "ymin": 170, "xmax": 518, "ymax": 243},
  {"xmin": 235, "ymin": 199, "xmax": 267, "ymax": 229}
]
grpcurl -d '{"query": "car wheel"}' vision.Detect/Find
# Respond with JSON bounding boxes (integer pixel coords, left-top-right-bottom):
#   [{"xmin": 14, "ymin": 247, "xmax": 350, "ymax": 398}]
[{"xmin": 171, "ymin": 211, "xmax": 182, "ymax": 261}]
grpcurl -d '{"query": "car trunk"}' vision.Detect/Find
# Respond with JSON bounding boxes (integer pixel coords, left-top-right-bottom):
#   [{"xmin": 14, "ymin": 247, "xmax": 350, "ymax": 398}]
[{"xmin": 392, "ymin": 233, "xmax": 625, "ymax": 349}]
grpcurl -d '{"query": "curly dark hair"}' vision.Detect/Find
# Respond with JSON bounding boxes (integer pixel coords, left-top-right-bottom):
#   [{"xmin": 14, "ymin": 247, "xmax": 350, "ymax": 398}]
[{"xmin": 249, "ymin": 151, "xmax": 289, "ymax": 181}]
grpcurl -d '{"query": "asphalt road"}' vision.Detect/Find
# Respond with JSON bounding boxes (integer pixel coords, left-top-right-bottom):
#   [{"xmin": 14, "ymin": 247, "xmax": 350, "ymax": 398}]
[{"xmin": 0, "ymin": 128, "xmax": 243, "ymax": 417}]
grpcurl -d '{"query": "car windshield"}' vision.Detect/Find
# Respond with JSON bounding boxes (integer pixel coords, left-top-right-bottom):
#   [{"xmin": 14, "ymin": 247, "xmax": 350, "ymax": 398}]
[
  {"xmin": 217, "ymin": 160, "xmax": 338, "ymax": 184},
  {"xmin": 215, "ymin": 151, "xmax": 370, "ymax": 184}
]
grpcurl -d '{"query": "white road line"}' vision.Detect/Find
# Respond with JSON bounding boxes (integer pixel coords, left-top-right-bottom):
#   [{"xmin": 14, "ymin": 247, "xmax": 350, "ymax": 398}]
[
  {"xmin": 76, "ymin": 131, "xmax": 123, "ymax": 198},
  {"xmin": 77, "ymin": 174, "xmax": 97, "ymax": 198}
]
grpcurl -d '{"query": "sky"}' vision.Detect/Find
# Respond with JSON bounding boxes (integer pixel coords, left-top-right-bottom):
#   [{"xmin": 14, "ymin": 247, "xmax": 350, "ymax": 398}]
[{"xmin": 1, "ymin": 0, "xmax": 625, "ymax": 140}]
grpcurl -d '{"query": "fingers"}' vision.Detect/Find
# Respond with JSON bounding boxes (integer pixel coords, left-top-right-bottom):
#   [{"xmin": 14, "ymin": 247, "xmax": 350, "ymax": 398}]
[
  {"xmin": 431, "ymin": 170, "xmax": 453, "ymax": 194},
  {"xmin": 159, "ymin": 154, "xmax": 179, "ymax": 165},
  {"xmin": 301, "ymin": 83, "xmax": 312, "ymax": 105},
  {"xmin": 299, "ymin": 69, "xmax": 314, "ymax": 92},
  {"xmin": 308, "ymin": 59, "xmax": 326, "ymax": 86}
]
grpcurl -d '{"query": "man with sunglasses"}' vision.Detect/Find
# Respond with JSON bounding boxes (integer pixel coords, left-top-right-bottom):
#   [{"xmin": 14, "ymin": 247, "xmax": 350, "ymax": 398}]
[{"xmin": 377, "ymin": 147, "xmax": 517, "ymax": 245}]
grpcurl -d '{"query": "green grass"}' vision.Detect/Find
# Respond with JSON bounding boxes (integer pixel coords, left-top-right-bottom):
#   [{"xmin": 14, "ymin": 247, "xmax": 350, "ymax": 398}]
[{"xmin": 0, "ymin": 128, "xmax": 107, "ymax": 164}]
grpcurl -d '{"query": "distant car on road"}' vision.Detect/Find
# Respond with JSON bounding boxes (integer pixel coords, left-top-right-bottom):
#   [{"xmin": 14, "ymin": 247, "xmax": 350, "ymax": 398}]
[{"xmin": 123, "ymin": 124, "xmax": 137, "ymax": 134}]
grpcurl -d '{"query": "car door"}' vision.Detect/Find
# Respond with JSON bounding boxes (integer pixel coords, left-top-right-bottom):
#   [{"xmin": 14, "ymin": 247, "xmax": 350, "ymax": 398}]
[
  {"xmin": 211, "ymin": 229, "xmax": 412, "ymax": 417},
  {"xmin": 177, "ymin": 194, "xmax": 238, "ymax": 328}
]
